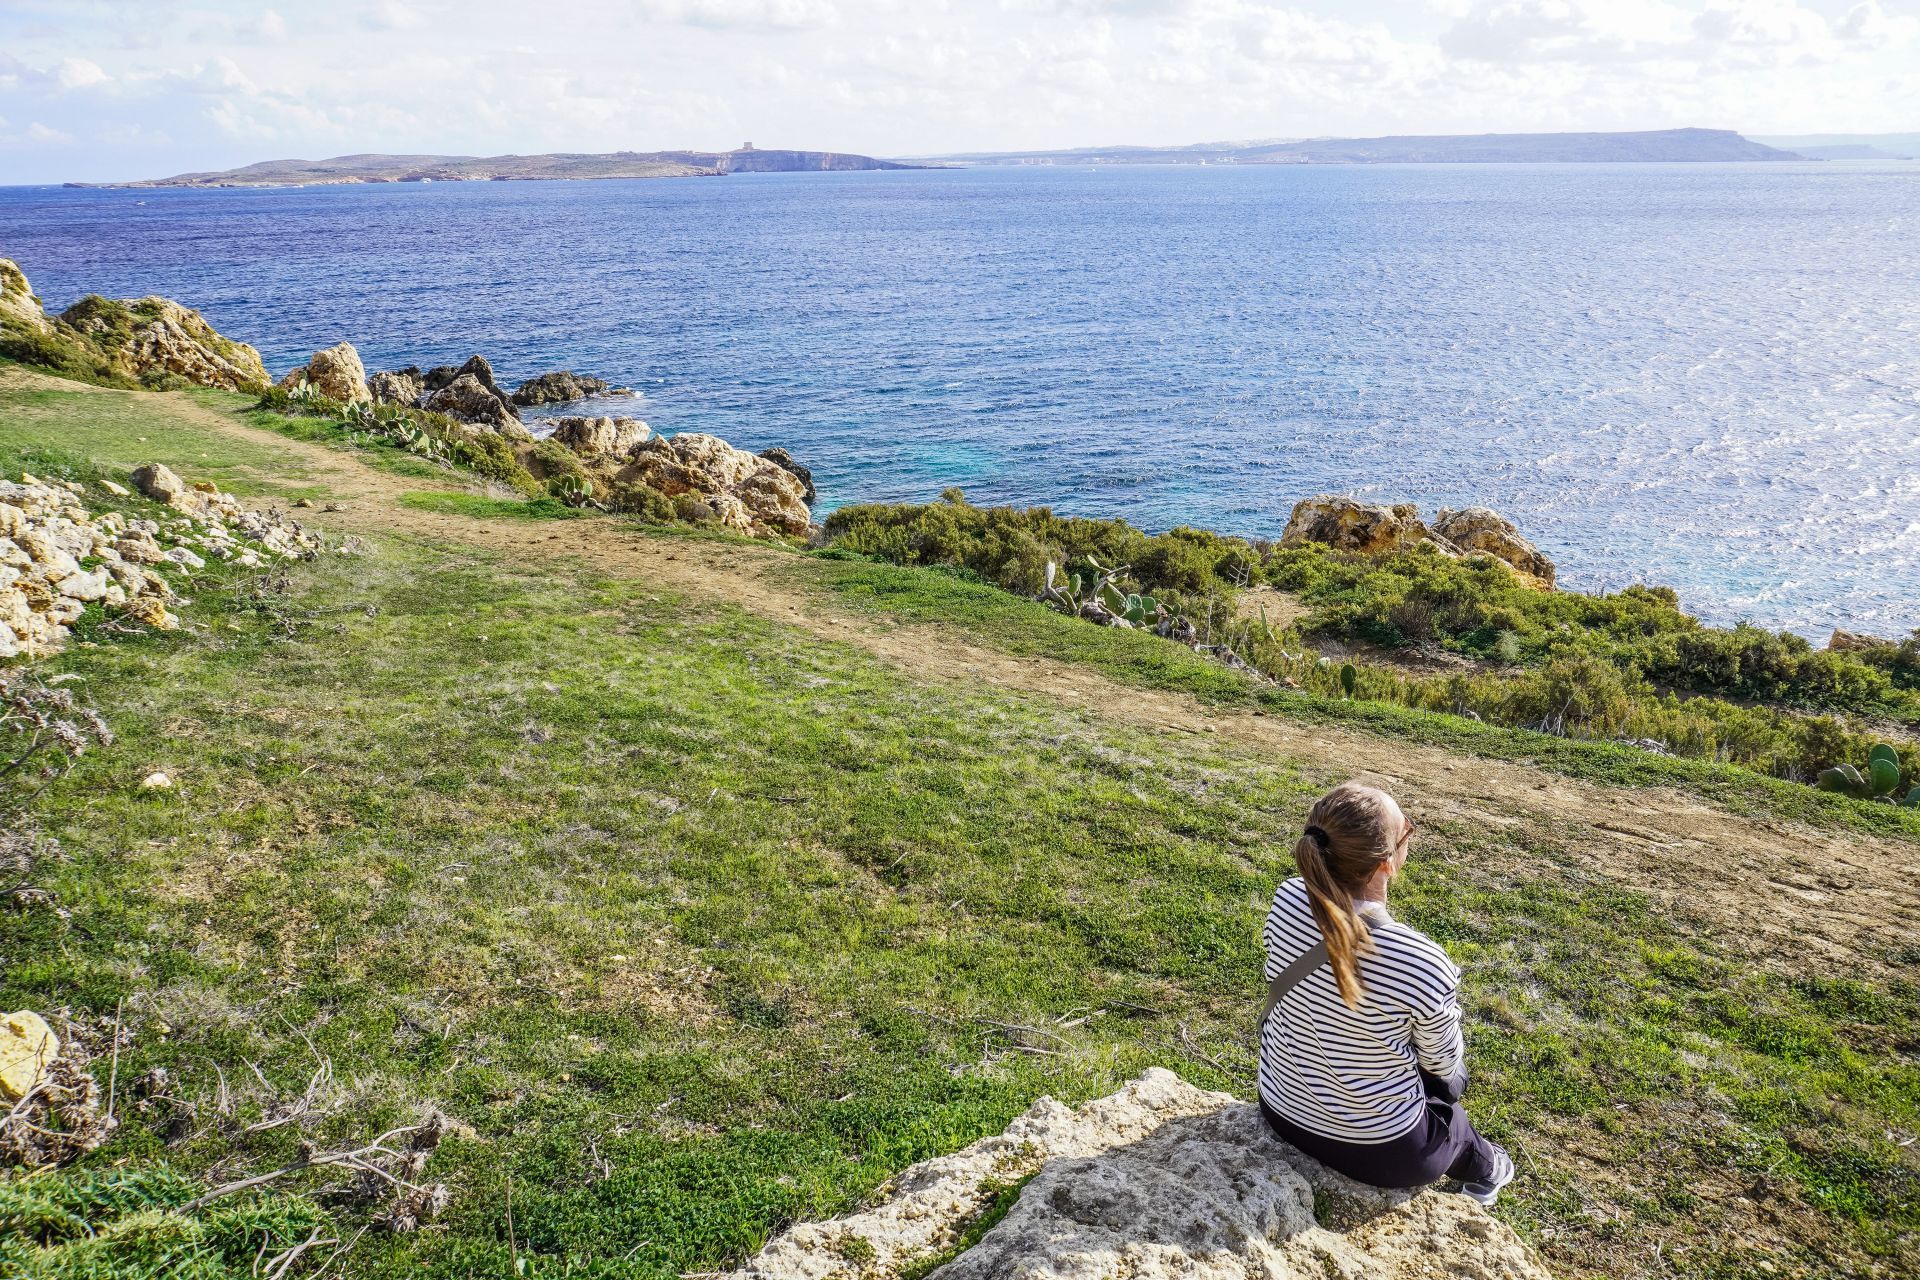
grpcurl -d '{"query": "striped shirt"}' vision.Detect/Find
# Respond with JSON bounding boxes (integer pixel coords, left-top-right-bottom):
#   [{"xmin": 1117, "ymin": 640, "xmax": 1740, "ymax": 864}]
[{"xmin": 1257, "ymin": 877, "xmax": 1466, "ymax": 1143}]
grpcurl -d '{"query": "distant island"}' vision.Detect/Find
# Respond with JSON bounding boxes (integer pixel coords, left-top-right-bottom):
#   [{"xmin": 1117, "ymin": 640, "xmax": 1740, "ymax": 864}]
[
  {"xmin": 75, "ymin": 128, "xmax": 1828, "ymax": 189},
  {"xmin": 74, "ymin": 145, "xmax": 922, "ymax": 189},
  {"xmin": 922, "ymin": 128, "xmax": 1809, "ymax": 165}
]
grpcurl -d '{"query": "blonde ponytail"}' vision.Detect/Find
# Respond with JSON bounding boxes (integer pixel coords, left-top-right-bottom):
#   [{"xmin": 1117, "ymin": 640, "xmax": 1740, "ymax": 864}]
[{"xmin": 1293, "ymin": 782, "xmax": 1401, "ymax": 1009}]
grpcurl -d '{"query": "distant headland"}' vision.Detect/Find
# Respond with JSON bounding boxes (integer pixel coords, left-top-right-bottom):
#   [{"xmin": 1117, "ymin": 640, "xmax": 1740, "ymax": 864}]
[
  {"xmin": 67, "ymin": 127, "xmax": 1823, "ymax": 188},
  {"xmin": 69, "ymin": 144, "xmax": 924, "ymax": 189},
  {"xmin": 919, "ymin": 127, "xmax": 1810, "ymax": 166}
]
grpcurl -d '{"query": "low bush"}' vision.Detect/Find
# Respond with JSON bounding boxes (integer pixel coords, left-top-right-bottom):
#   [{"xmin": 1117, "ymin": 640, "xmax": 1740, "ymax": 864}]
[
  {"xmin": 823, "ymin": 494, "xmax": 1261, "ymax": 607},
  {"xmin": 825, "ymin": 495, "xmax": 1919, "ymax": 788}
]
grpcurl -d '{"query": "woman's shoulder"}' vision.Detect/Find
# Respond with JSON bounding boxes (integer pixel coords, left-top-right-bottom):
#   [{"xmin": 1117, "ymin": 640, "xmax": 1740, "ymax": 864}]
[{"xmin": 1369, "ymin": 915, "xmax": 1460, "ymax": 984}]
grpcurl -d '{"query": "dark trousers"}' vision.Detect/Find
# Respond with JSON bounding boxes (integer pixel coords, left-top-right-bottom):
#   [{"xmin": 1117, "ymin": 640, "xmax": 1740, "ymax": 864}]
[{"xmin": 1258, "ymin": 1071, "xmax": 1497, "ymax": 1189}]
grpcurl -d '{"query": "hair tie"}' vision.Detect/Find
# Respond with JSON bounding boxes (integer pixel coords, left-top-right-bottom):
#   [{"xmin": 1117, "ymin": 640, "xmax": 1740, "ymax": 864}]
[{"xmin": 1303, "ymin": 824, "xmax": 1330, "ymax": 848}]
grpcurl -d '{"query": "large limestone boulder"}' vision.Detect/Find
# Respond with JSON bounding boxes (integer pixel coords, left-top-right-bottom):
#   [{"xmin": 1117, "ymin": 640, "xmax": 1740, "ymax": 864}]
[
  {"xmin": 549, "ymin": 415, "xmax": 651, "ymax": 456},
  {"xmin": 512, "ymin": 370, "xmax": 610, "ymax": 406},
  {"xmin": 369, "ymin": 367, "xmax": 424, "ymax": 407},
  {"xmin": 1281, "ymin": 496, "xmax": 1437, "ymax": 557},
  {"xmin": 0, "ymin": 258, "xmax": 48, "ymax": 335},
  {"xmin": 619, "ymin": 433, "xmax": 812, "ymax": 538},
  {"xmin": 423, "ymin": 354, "xmax": 502, "ymax": 395},
  {"xmin": 424, "ymin": 373, "xmax": 530, "ymax": 438},
  {"xmin": 726, "ymin": 1069, "xmax": 1547, "ymax": 1280},
  {"xmin": 130, "ymin": 462, "xmax": 194, "ymax": 510},
  {"xmin": 1434, "ymin": 506, "xmax": 1556, "ymax": 590},
  {"xmin": 1828, "ymin": 628, "xmax": 1891, "ymax": 653},
  {"xmin": 278, "ymin": 341, "xmax": 370, "ymax": 402}
]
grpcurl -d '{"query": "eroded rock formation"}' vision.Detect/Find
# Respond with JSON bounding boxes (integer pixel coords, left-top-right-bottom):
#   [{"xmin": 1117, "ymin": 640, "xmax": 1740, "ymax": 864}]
[
  {"xmin": 759, "ymin": 447, "xmax": 816, "ymax": 504},
  {"xmin": 727, "ymin": 1070, "xmax": 1547, "ymax": 1280},
  {"xmin": 425, "ymin": 373, "xmax": 529, "ymax": 438},
  {"xmin": 548, "ymin": 415, "xmax": 651, "ymax": 455},
  {"xmin": 511, "ymin": 370, "xmax": 611, "ymax": 406},
  {"xmin": 3, "ymin": 257, "xmax": 267, "ymax": 391},
  {"xmin": 1282, "ymin": 495, "xmax": 1555, "ymax": 590},
  {"xmin": 1432, "ymin": 507, "xmax": 1556, "ymax": 590},
  {"xmin": 621, "ymin": 433, "xmax": 812, "ymax": 538},
  {"xmin": 369, "ymin": 367, "xmax": 424, "ymax": 407},
  {"xmin": 278, "ymin": 341, "xmax": 371, "ymax": 403}
]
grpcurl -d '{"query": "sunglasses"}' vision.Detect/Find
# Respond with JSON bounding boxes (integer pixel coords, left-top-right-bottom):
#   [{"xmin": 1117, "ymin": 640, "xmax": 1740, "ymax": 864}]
[{"xmin": 1394, "ymin": 816, "xmax": 1417, "ymax": 854}]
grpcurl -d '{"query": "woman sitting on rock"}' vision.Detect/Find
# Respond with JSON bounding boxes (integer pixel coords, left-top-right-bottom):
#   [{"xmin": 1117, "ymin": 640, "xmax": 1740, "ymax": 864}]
[{"xmin": 1256, "ymin": 780, "xmax": 1515, "ymax": 1205}]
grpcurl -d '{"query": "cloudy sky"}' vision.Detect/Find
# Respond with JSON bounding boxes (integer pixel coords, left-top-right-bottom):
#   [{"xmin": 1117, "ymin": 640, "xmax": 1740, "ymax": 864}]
[{"xmin": 1, "ymin": 0, "xmax": 1916, "ymax": 182}]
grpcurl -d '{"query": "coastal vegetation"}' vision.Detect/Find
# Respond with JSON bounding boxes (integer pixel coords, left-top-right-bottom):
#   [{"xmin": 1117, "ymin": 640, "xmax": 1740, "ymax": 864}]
[{"xmin": 823, "ymin": 496, "xmax": 1920, "ymax": 789}]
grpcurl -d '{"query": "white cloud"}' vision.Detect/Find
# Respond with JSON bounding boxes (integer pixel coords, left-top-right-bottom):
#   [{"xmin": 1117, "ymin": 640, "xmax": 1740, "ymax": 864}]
[
  {"xmin": 2, "ymin": 0, "xmax": 1919, "ymax": 182},
  {"xmin": 639, "ymin": 0, "xmax": 839, "ymax": 30},
  {"xmin": 359, "ymin": 1, "xmax": 426, "ymax": 30},
  {"xmin": 54, "ymin": 57, "xmax": 111, "ymax": 89},
  {"xmin": 243, "ymin": 10, "xmax": 290, "ymax": 43}
]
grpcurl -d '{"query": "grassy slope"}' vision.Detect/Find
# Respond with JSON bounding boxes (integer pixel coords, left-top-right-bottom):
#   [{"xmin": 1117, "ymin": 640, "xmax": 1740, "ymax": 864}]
[{"xmin": 2, "ymin": 371, "xmax": 1916, "ymax": 1279}]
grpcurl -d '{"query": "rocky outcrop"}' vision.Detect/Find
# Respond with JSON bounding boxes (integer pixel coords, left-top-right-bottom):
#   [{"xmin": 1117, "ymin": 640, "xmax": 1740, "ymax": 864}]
[
  {"xmin": 511, "ymin": 370, "xmax": 611, "ymax": 406},
  {"xmin": 277, "ymin": 341, "xmax": 371, "ymax": 402},
  {"xmin": 369, "ymin": 367, "xmax": 424, "ymax": 407},
  {"xmin": 423, "ymin": 354, "xmax": 500, "ymax": 395},
  {"xmin": 618, "ymin": 434, "xmax": 812, "ymax": 538},
  {"xmin": 727, "ymin": 1069, "xmax": 1547, "ymax": 1280},
  {"xmin": 1281, "ymin": 497, "xmax": 1439, "ymax": 557},
  {"xmin": 0, "ymin": 258, "xmax": 48, "ymax": 335},
  {"xmin": 1828, "ymin": 628, "xmax": 1891, "ymax": 653},
  {"xmin": 59, "ymin": 295, "xmax": 269, "ymax": 392},
  {"xmin": 425, "ymin": 373, "xmax": 530, "ymax": 438},
  {"xmin": 1282, "ymin": 495, "xmax": 1555, "ymax": 591},
  {"xmin": 1433, "ymin": 506, "xmax": 1555, "ymax": 590},
  {"xmin": 549, "ymin": 415, "xmax": 650, "ymax": 455},
  {"xmin": 2, "ymin": 258, "xmax": 266, "ymax": 391},
  {"xmin": 759, "ymin": 447, "xmax": 816, "ymax": 504}
]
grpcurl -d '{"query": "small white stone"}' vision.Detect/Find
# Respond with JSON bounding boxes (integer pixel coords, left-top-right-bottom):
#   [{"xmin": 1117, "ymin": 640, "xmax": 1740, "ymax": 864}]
[{"xmin": 141, "ymin": 771, "xmax": 172, "ymax": 790}]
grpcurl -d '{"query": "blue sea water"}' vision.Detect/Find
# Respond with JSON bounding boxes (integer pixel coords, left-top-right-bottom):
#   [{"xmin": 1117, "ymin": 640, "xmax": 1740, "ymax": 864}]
[{"xmin": 2, "ymin": 163, "xmax": 1916, "ymax": 637}]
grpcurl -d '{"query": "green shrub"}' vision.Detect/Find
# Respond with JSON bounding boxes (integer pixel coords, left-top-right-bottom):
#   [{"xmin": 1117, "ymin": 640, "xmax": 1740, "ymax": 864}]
[
  {"xmin": 607, "ymin": 481, "xmax": 677, "ymax": 522},
  {"xmin": 0, "ymin": 325, "xmax": 133, "ymax": 388},
  {"xmin": 527, "ymin": 439, "xmax": 590, "ymax": 483},
  {"xmin": 823, "ymin": 497, "xmax": 1259, "ymax": 605}
]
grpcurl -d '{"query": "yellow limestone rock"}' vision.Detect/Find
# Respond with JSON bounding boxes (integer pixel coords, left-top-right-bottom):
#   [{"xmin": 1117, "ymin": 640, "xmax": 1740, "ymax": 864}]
[{"xmin": 1, "ymin": 1010, "xmax": 59, "ymax": 1100}]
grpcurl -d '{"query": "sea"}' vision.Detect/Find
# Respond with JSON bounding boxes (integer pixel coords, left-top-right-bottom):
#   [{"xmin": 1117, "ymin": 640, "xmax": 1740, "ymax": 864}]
[{"xmin": 2, "ymin": 162, "xmax": 1916, "ymax": 638}]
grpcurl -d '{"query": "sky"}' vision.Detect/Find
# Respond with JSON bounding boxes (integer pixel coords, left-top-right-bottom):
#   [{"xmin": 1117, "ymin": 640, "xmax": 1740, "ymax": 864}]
[{"xmin": 1, "ymin": 0, "xmax": 1916, "ymax": 183}]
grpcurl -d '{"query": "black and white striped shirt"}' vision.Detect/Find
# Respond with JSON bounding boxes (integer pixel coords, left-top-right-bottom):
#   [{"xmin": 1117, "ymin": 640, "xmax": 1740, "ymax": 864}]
[{"xmin": 1258, "ymin": 877, "xmax": 1466, "ymax": 1143}]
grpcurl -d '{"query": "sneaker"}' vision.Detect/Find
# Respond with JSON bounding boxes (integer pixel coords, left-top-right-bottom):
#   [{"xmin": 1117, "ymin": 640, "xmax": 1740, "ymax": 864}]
[{"xmin": 1458, "ymin": 1145, "xmax": 1516, "ymax": 1207}]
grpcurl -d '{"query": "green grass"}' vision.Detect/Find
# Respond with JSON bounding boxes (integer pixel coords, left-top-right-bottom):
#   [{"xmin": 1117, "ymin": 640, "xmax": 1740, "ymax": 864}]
[
  {"xmin": 794, "ymin": 554, "xmax": 1920, "ymax": 842},
  {"xmin": 398, "ymin": 491, "xmax": 584, "ymax": 520},
  {"xmin": 3, "ymin": 378, "xmax": 1916, "ymax": 1279}
]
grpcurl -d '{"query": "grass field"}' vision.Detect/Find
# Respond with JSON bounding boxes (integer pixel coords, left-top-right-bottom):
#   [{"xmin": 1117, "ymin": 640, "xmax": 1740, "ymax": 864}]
[{"xmin": 2, "ymin": 367, "xmax": 1916, "ymax": 1279}]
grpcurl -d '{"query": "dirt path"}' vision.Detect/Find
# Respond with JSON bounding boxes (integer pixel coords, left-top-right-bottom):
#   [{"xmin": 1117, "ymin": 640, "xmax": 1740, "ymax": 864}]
[{"xmin": 30, "ymin": 376, "xmax": 1920, "ymax": 975}]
